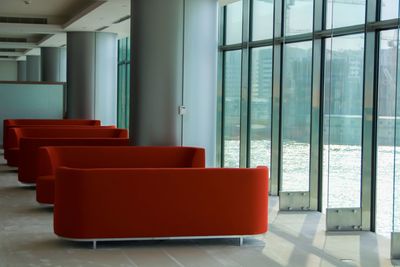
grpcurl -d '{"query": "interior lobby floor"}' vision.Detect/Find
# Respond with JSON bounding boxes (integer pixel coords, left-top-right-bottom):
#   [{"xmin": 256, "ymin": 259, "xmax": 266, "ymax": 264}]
[{"xmin": 0, "ymin": 150, "xmax": 399, "ymax": 267}]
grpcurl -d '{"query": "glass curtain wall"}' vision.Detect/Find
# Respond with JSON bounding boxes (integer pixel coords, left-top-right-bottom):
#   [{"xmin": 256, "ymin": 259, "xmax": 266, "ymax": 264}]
[
  {"xmin": 223, "ymin": 50, "xmax": 242, "ymax": 167},
  {"xmin": 323, "ymin": 34, "xmax": 364, "ymax": 209},
  {"xmin": 218, "ymin": 0, "xmax": 400, "ymax": 235},
  {"xmin": 281, "ymin": 41, "xmax": 312, "ymax": 191},
  {"xmin": 376, "ymin": 30, "xmax": 398, "ymax": 236},
  {"xmin": 117, "ymin": 37, "xmax": 130, "ymax": 129},
  {"xmin": 249, "ymin": 47, "xmax": 273, "ymax": 168}
]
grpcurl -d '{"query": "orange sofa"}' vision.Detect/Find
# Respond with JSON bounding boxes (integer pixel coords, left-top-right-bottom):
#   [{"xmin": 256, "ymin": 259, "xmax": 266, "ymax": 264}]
[
  {"xmin": 3, "ymin": 119, "xmax": 100, "ymax": 161},
  {"xmin": 36, "ymin": 146, "xmax": 206, "ymax": 204},
  {"xmin": 12, "ymin": 128, "xmax": 129, "ymax": 184},
  {"xmin": 5, "ymin": 125, "xmax": 115, "ymax": 167},
  {"xmin": 54, "ymin": 166, "xmax": 268, "ymax": 245}
]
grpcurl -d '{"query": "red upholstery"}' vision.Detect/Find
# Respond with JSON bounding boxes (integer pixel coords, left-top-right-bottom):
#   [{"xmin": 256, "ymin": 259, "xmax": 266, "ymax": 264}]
[
  {"xmin": 36, "ymin": 146, "xmax": 205, "ymax": 204},
  {"xmin": 14, "ymin": 128, "xmax": 128, "ymax": 184},
  {"xmin": 3, "ymin": 119, "xmax": 100, "ymax": 161},
  {"xmin": 5, "ymin": 125, "xmax": 115, "ymax": 167},
  {"xmin": 54, "ymin": 167, "xmax": 268, "ymax": 240}
]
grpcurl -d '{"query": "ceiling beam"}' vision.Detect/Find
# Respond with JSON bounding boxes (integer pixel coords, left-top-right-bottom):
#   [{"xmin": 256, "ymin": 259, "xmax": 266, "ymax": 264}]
[
  {"xmin": 0, "ymin": 57, "xmax": 17, "ymax": 61},
  {"xmin": 0, "ymin": 23, "xmax": 63, "ymax": 35},
  {"xmin": 0, "ymin": 51, "xmax": 24, "ymax": 57},
  {"xmin": 0, "ymin": 42, "xmax": 38, "ymax": 49}
]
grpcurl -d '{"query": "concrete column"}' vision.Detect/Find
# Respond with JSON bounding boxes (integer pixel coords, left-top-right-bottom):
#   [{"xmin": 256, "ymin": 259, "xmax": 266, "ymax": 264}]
[
  {"xmin": 17, "ymin": 61, "xmax": 26, "ymax": 81},
  {"xmin": 41, "ymin": 47, "xmax": 66, "ymax": 82},
  {"xmin": 66, "ymin": 32, "xmax": 117, "ymax": 125},
  {"xmin": 130, "ymin": 0, "xmax": 217, "ymax": 165},
  {"xmin": 26, "ymin": 55, "xmax": 41, "ymax": 81}
]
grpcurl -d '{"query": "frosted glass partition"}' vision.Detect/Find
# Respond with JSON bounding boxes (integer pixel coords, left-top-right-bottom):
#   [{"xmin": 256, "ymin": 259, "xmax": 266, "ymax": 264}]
[{"xmin": 0, "ymin": 81, "xmax": 64, "ymax": 146}]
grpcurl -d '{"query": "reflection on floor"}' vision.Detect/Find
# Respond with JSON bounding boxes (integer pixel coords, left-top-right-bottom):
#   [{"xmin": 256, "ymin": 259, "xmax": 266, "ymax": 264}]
[{"xmin": 0, "ymin": 150, "xmax": 398, "ymax": 267}]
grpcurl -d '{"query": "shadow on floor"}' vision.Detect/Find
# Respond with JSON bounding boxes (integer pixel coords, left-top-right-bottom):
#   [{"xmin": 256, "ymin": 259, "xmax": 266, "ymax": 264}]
[
  {"xmin": 16, "ymin": 205, "xmax": 53, "ymax": 214},
  {"xmin": 55, "ymin": 237, "xmax": 266, "ymax": 250},
  {"xmin": 0, "ymin": 185, "xmax": 35, "ymax": 192},
  {"xmin": 392, "ymin": 259, "xmax": 400, "ymax": 266}
]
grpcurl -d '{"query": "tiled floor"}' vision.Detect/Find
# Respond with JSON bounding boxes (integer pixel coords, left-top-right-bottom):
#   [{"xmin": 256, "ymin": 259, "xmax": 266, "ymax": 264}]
[{"xmin": 0, "ymin": 150, "xmax": 398, "ymax": 267}]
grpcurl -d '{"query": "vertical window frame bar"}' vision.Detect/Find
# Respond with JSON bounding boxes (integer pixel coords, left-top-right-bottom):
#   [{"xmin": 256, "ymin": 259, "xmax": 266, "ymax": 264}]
[
  {"xmin": 240, "ymin": 0, "xmax": 251, "ymax": 168},
  {"xmin": 309, "ymin": 0, "xmax": 324, "ymax": 211},
  {"xmin": 361, "ymin": 0, "xmax": 379, "ymax": 231},
  {"xmin": 270, "ymin": 0, "xmax": 283, "ymax": 195}
]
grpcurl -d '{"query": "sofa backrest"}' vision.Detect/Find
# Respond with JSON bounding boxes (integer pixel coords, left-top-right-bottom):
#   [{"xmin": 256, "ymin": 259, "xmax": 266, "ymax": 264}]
[
  {"xmin": 4, "ymin": 125, "xmax": 115, "ymax": 149},
  {"xmin": 8, "ymin": 128, "xmax": 128, "ymax": 148},
  {"xmin": 4, "ymin": 119, "xmax": 100, "ymax": 127},
  {"xmin": 54, "ymin": 167, "xmax": 268, "ymax": 239},
  {"xmin": 3, "ymin": 119, "xmax": 101, "ymax": 149},
  {"xmin": 38, "ymin": 146, "xmax": 205, "ymax": 177}
]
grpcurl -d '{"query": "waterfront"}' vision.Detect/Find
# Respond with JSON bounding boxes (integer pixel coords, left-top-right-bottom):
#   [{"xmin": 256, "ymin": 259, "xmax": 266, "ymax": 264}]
[{"xmin": 225, "ymin": 140, "xmax": 399, "ymax": 237}]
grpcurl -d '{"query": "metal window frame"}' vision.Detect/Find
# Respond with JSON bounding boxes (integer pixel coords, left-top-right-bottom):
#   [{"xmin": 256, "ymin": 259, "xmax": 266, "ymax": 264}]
[
  {"xmin": 270, "ymin": 0, "xmax": 283, "ymax": 196},
  {"xmin": 239, "ymin": 0, "xmax": 250, "ymax": 168},
  {"xmin": 216, "ymin": 5, "xmax": 225, "ymax": 167},
  {"xmin": 360, "ymin": 0, "xmax": 379, "ymax": 232},
  {"xmin": 309, "ymin": 0, "xmax": 324, "ymax": 211}
]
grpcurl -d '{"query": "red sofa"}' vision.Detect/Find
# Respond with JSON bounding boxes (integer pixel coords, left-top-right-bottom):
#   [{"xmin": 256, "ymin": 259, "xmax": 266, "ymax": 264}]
[
  {"xmin": 36, "ymin": 146, "xmax": 205, "ymax": 204},
  {"xmin": 54, "ymin": 166, "xmax": 268, "ymax": 245},
  {"xmin": 12, "ymin": 128, "xmax": 129, "ymax": 184},
  {"xmin": 3, "ymin": 119, "xmax": 100, "ymax": 161},
  {"xmin": 5, "ymin": 125, "xmax": 115, "ymax": 167}
]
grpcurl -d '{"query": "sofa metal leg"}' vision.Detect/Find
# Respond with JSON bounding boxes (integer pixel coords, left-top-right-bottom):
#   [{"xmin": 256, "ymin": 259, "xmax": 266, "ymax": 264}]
[
  {"xmin": 239, "ymin": 237, "xmax": 243, "ymax": 246},
  {"xmin": 93, "ymin": 240, "xmax": 97, "ymax": 249}
]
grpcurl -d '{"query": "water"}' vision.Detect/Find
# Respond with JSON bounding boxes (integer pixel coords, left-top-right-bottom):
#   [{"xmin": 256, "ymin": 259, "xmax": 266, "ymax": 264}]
[{"xmin": 224, "ymin": 140, "xmax": 400, "ymax": 237}]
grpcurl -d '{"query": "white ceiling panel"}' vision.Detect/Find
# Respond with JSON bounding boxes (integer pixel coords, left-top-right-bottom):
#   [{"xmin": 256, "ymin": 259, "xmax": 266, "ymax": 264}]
[
  {"xmin": 0, "ymin": 0, "xmax": 100, "ymax": 23},
  {"xmin": 65, "ymin": 0, "xmax": 130, "ymax": 32}
]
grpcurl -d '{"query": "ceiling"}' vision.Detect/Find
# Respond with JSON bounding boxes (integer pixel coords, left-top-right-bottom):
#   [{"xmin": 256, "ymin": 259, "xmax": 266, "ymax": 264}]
[{"xmin": 0, "ymin": 0, "xmax": 131, "ymax": 61}]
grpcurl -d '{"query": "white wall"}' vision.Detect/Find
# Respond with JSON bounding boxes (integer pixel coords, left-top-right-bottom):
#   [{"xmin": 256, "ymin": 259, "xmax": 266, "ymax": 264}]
[{"xmin": 0, "ymin": 61, "xmax": 18, "ymax": 81}]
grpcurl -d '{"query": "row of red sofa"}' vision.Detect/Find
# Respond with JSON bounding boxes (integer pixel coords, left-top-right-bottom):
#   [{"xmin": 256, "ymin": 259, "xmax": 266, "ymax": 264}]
[
  {"xmin": 3, "ymin": 119, "xmax": 100, "ymax": 154},
  {"xmin": 12, "ymin": 127, "xmax": 128, "ymax": 183},
  {"xmin": 5, "ymin": 126, "xmax": 123, "ymax": 167},
  {"xmin": 3, "ymin": 119, "xmax": 269, "ymax": 247},
  {"xmin": 37, "ymin": 146, "xmax": 206, "ymax": 204}
]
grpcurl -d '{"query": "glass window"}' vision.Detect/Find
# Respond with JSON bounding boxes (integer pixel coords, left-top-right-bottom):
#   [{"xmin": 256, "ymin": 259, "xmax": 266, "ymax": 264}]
[
  {"xmin": 252, "ymin": 0, "xmax": 273, "ymax": 41},
  {"xmin": 284, "ymin": 0, "xmax": 313, "ymax": 36},
  {"xmin": 117, "ymin": 37, "xmax": 130, "ymax": 129},
  {"xmin": 376, "ymin": 29, "xmax": 398, "ymax": 237},
  {"xmin": 225, "ymin": 1, "xmax": 243, "ymax": 45},
  {"xmin": 326, "ymin": 0, "xmax": 366, "ymax": 29},
  {"xmin": 281, "ymin": 41, "xmax": 312, "ymax": 191},
  {"xmin": 223, "ymin": 50, "xmax": 242, "ymax": 167},
  {"xmin": 323, "ymin": 34, "xmax": 364, "ymax": 208},
  {"xmin": 381, "ymin": 0, "xmax": 399, "ymax": 21},
  {"xmin": 249, "ymin": 46, "xmax": 273, "ymax": 168}
]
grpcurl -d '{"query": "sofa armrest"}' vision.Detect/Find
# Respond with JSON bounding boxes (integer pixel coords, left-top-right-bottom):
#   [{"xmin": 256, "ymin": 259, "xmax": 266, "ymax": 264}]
[
  {"xmin": 38, "ymin": 147, "xmax": 58, "ymax": 177},
  {"xmin": 191, "ymin": 148, "xmax": 206, "ymax": 167}
]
